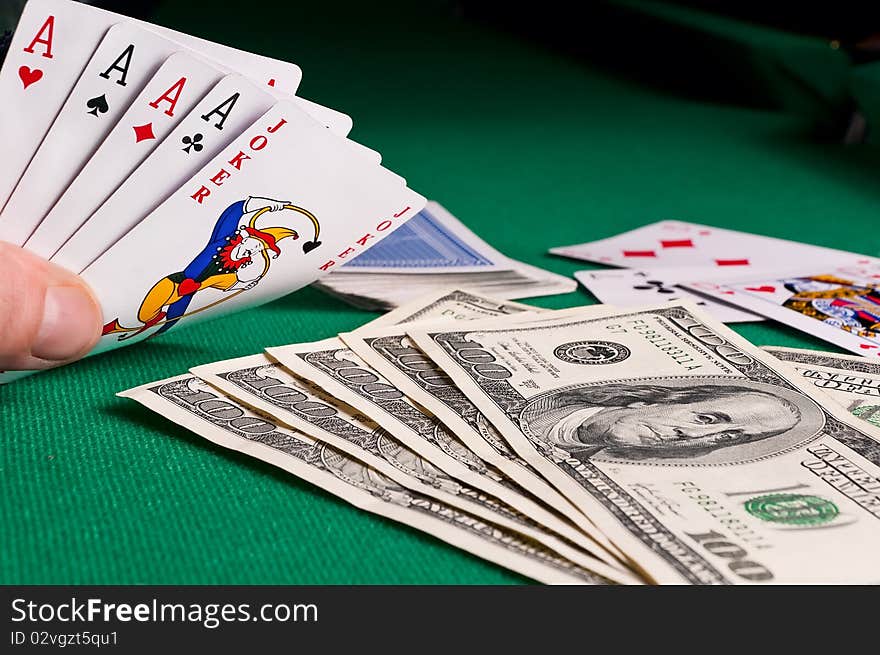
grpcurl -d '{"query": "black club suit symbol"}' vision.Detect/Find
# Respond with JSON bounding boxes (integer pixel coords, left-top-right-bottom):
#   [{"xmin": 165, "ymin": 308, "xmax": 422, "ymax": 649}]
[
  {"xmin": 633, "ymin": 279, "xmax": 677, "ymax": 294},
  {"xmin": 632, "ymin": 279, "xmax": 707, "ymax": 305},
  {"xmin": 182, "ymin": 133, "xmax": 204, "ymax": 154}
]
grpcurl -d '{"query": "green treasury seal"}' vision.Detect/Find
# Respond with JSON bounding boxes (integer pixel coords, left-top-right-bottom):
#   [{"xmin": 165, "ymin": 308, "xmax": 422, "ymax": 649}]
[
  {"xmin": 744, "ymin": 493, "xmax": 839, "ymax": 526},
  {"xmin": 851, "ymin": 404, "xmax": 880, "ymax": 428}
]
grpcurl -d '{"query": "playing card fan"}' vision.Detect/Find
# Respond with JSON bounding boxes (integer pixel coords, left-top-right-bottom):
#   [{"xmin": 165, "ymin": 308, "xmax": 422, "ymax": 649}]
[{"xmin": 0, "ymin": 0, "xmax": 425, "ymax": 384}]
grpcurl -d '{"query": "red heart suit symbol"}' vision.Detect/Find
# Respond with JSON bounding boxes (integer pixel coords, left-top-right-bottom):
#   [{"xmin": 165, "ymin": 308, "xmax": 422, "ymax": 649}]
[
  {"xmin": 745, "ymin": 285, "xmax": 776, "ymax": 293},
  {"xmin": 19, "ymin": 66, "xmax": 43, "ymax": 89}
]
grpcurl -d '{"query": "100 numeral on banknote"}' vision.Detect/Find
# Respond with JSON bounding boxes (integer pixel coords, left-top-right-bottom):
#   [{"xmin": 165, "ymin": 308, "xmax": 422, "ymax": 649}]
[{"xmin": 409, "ymin": 303, "xmax": 880, "ymax": 584}]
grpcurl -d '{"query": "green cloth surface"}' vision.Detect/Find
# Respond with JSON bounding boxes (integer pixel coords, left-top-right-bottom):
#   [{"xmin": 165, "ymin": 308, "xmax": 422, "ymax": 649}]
[{"xmin": 3, "ymin": 0, "xmax": 880, "ymax": 584}]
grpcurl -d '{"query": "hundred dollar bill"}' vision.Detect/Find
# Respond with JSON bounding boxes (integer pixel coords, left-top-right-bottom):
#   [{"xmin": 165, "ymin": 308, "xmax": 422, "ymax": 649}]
[
  {"xmin": 365, "ymin": 287, "xmax": 540, "ymax": 328},
  {"xmin": 265, "ymin": 336, "xmax": 623, "ymax": 565},
  {"xmin": 119, "ymin": 375, "xmax": 613, "ymax": 585},
  {"xmin": 408, "ymin": 302, "xmax": 880, "ymax": 584},
  {"xmin": 190, "ymin": 354, "xmax": 636, "ymax": 583},
  {"xmin": 342, "ymin": 291, "xmax": 616, "ymax": 550},
  {"xmin": 763, "ymin": 347, "xmax": 880, "ymax": 428}
]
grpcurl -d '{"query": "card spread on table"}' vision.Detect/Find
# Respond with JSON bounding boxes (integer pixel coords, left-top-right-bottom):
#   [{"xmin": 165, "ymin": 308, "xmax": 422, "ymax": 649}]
[
  {"xmin": 551, "ymin": 220, "xmax": 880, "ymax": 277},
  {"xmin": 573, "ymin": 268, "xmax": 763, "ymax": 323},
  {"xmin": 553, "ymin": 220, "xmax": 880, "ymax": 351}
]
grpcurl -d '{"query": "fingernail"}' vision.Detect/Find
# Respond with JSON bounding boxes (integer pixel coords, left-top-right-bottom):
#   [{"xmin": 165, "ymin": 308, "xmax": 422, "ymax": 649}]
[{"xmin": 32, "ymin": 285, "xmax": 102, "ymax": 362}]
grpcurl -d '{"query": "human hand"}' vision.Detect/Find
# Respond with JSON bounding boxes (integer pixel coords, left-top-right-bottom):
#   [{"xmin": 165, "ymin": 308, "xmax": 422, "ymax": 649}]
[{"xmin": 1, "ymin": 241, "xmax": 102, "ymax": 371}]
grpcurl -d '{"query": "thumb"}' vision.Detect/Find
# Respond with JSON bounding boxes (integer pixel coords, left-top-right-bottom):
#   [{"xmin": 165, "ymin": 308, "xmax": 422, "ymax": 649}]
[{"xmin": 0, "ymin": 241, "xmax": 103, "ymax": 371}]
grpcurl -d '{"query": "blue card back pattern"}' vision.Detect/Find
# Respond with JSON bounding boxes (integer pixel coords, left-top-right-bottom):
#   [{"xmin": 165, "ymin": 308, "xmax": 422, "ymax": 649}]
[{"xmin": 342, "ymin": 207, "xmax": 494, "ymax": 269}]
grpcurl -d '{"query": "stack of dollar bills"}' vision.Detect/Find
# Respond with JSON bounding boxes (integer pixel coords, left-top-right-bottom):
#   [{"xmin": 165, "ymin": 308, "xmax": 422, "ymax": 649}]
[
  {"xmin": 121, "ymin": 288, "xmax": 880, "ymax": 584},
  {"xmin": 313, "ymin": 202, "xmax": 576, "ymax": 310}
]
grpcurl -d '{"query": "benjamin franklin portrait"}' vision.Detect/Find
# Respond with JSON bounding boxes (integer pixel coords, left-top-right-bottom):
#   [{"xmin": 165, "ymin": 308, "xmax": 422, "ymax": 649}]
[{"xmin": 519, "ymin": 376, "xmax": 825, "ymax": 466}]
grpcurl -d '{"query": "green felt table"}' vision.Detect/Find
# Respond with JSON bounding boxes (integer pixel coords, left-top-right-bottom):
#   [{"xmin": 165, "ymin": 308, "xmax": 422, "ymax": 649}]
[{"xmin": 3, "ymin": 0, "xmax": 880, "ymax": 585}]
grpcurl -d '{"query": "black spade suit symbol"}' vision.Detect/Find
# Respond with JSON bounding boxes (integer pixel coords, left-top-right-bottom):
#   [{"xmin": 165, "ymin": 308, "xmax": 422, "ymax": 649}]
[{"xmin": 86, "ymin": 93, "xmax": 109, "ymax": 117}]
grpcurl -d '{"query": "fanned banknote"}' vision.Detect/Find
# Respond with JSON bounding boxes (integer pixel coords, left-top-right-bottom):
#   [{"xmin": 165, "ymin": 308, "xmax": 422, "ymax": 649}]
[
  {"xmin": 408, "ymin": 301, "xmax": 880, "ymax": 583},
  {"xmin": 339, "ymin": 290, "xmax": 617, "ymax": 551},
  {"xmin": 265, "ymin": 332, "xmax": 628, "ymax": 564},
  {"xmin": 194, "ymin": 288, "xmax": 635, "ymax": 576},
  {"xmin": 190, "ymin": 353, "xmax": 635, "ymax": 583},
  {"xmin": 119, "ymin": 375, "xmax": 615, "ymax": 585},
  {"xmin": 118, "ymin": 284, "xmax": 880, "ymax": 584}
]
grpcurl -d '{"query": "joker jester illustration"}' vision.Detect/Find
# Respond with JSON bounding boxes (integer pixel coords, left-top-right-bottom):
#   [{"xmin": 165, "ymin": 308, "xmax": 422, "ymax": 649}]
[{"xmin": 102, "ymin": 196, "xmax": 321, "ymax": 340}]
